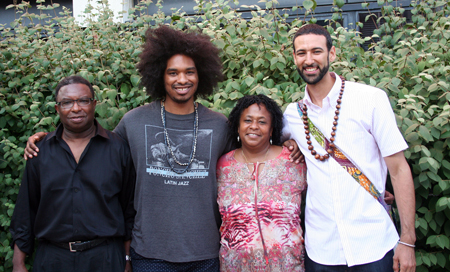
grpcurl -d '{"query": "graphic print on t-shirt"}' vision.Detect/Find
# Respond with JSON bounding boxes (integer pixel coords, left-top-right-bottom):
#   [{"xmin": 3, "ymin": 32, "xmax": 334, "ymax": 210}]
[{"xmin": 145, "ymin": 125, "xmax": 213, "ymax": 179}]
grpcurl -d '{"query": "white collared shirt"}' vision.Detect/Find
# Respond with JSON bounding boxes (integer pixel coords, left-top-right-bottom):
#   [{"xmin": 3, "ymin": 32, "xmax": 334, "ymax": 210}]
[{"xmin": 283, "ymin": 73, "xmax": 408, "ymax": 266}]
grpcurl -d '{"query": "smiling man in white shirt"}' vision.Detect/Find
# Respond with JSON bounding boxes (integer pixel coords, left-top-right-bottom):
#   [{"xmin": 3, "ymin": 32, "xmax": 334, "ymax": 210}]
[{"xmin": 282, "ymin": 24, "xmax": 416, "ymax": 272}]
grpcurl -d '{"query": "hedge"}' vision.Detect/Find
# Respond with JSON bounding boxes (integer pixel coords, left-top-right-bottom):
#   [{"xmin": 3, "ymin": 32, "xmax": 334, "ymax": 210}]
[{"xmin": 1, "ymin": 0, "xmax": 449, "ymax": 271}]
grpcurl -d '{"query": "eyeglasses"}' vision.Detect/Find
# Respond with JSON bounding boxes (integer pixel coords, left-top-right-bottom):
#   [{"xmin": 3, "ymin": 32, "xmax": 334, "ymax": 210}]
[{"xmin": 56, "ymin": 98, "xmax": 94, "ymax": 109}]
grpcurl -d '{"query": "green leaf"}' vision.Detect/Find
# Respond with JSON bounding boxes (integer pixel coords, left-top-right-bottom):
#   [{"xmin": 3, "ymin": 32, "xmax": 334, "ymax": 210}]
[
  {"xmin": 422, "ymin": 255, "xmax": 431, "ymax": 266},
  {"xmin": 259, "ymin": 29, "xmax": 271, "ymax": 40},
  {"xmin": 98, "ymin": 71, "xmax": 105, "ymax": 82},
  {"xmin": 2, "ymin": 51, "xmax": 13, "ymax": 60},
  {"xmin": 37, "ymin": 117, "xmax": 53, "ymax": 126},
  {"xmin": 231, "ymin": 81, "xmax": 240, "ymax": 91},
  {"xmin": 391, "ymin": 77, "xmax": 401, "ymax": 87},
  {"xmin": 419, "ymin": 126, "xmax": 433, "ymax": 142},
  {"xmin": 392, "ymin": 31, "xmax": 403, "ymax": 44},
  {"xmin": 303, "ymin": 0, "xmax": 314, "ymax": 10},
  {"xmin": 214, "ymin": 39, "xmax": 225, "ymax": 49},
  {"xmin": 226, "ymin": 25, "xmax": 236, "ymax": 37},
  {"xmin": 427, "ymin": 171, "xmax": 441, "ymax": 182},
  {"xmin": 427, "ymin": 157, "xmax": 439, "ymax": 172},
  {"xmin": 442, "ymin": 160, "xmax": 450, "ymax": 170},
  {"xmin": 244, "ymin": 77, "xmax": 254, "ymax": 87},
  {"xmin": 120, "ymin": 84, "xmax": 130, "ymax": 96},
  {"xmin": 405, "ymin": 124, "xmax": 419, "ymax": 135},
  {"xmin": 130, "ymin": 75, "xmax": 140, "ymax": 87},
  {"xmin": 436, "ymin": 197, "xmax": 449, "ymax": 212},
  {"xmin": 106, "ymin": 89, "xmax": 118, "ymax": 101},
  {"xmin": 436, "ymin": 252, "xmax": 446, "ymax": 268},
  {"xmin": 96, "ymin": 102, "xmax": 108, "ymax": 117},
  {"xmin": 335, "ymin": 0, "xmax": 345, "ymax": 8},
  {"xmin": 270, "ymin": 57, "xmax": 278, "ymax": 66},
  {"xmin": 229, "ymin": 91, "xmax": 241, "ymax": 100},
  {"xmin": 406, "ymin": 132, "xmax": 419, "ymax": 142},
  {"xmin": 433, "ymin": 117, "xmax": 443, "ymax": 127},
  {"xmin": 426, "ymin": 235, "xmax": 436, "ymax": 246},
  {"xmin": 436, "ymin": 235, "xmax": 449, "ymax": 249}
]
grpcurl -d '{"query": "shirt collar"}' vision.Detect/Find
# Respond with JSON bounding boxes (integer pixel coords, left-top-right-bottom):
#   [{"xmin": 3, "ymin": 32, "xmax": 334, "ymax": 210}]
[
  {"xmin": 303, "ymin": 72, "xmax": 342, "ymax": 109},
  {"xmin": 46, "ymin": 119, "xmax": 109, "ymax": 141}
]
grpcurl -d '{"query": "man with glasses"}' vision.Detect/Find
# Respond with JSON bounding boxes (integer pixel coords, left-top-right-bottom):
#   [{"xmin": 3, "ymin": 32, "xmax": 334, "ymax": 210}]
[{"xmin": 10, "ymin": 76, "xmax": 136, "ymax": 272}]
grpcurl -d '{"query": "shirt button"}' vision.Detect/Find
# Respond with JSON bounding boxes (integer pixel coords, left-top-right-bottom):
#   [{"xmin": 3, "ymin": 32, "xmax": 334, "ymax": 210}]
[
  {"xmin": 74, "ymin": 209, "xmax": 79, "ymax": 213},
  {"xmin": 74, "ymin": 188, "xmax": 79, "ymax": 193}
]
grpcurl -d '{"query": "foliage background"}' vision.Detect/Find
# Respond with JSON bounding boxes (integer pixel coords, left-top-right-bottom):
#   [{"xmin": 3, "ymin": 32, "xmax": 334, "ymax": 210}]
[{"xmin": 1, "ymin": 0, "xmax": 449, "ymax": 270}]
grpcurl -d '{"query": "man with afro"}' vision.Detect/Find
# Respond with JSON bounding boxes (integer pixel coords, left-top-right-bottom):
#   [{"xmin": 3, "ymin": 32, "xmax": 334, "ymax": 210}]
[{"xmin": 114, "ymin": 25, "xmax": 231, "ymax": 271}]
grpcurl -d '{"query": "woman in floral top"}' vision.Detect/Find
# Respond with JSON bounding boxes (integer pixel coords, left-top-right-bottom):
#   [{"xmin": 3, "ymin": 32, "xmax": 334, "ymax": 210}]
[{"xmin": 217, "ymin": 95, "xmax": 307, "ymax": 271}]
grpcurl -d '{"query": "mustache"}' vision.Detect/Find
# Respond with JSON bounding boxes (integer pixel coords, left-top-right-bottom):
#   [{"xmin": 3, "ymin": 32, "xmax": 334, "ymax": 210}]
[
  {"xmin": 173, "ymin": 83, "xmax": 193, "ymax": 87},
  {"xmin": 303, "ymin": 64, "xmax": 319, "ymax": 69}
]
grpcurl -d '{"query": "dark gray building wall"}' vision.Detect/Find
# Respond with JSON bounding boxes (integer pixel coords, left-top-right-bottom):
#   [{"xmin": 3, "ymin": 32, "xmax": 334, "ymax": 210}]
[
  {"xmin": 0, "ymin": 0, "xmax": 73, "ymax": 26},
  {"xmin": 136, "ymin": 0, "xmax": 412, "ymax": 29},
  {"xmin": 0, "ymin": 0, "xmax": 412, "ymax": 32}
]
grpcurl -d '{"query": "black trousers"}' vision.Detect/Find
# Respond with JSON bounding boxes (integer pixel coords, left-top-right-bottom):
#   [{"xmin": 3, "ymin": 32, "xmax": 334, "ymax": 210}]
[{"xmin": 32, "ymin": 238, "xmax": 125, "ymax": 272}]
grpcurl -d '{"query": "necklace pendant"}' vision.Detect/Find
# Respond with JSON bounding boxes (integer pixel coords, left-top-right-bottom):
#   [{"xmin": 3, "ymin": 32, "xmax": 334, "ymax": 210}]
[{"xmin": 161, "ymin": 100, "xmax": 199, "ymax": 174}]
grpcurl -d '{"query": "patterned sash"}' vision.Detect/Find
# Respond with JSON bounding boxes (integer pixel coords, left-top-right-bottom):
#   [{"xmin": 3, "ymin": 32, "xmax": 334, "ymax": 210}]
[{"xmin": 296, "ymin": 101, "xmax": 394, "ymax": 219}]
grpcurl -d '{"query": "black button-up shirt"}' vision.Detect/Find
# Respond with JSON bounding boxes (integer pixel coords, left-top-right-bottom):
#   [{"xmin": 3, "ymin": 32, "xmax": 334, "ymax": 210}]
[{"xmin": 10, "ymin": 121, "xmax": 136, "ymax": 254}]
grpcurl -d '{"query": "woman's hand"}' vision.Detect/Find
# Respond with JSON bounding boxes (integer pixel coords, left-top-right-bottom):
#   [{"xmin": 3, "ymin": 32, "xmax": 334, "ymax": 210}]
[{"xmin": 385, "ymin": 191, "xmax": 395, "ymax": 205}]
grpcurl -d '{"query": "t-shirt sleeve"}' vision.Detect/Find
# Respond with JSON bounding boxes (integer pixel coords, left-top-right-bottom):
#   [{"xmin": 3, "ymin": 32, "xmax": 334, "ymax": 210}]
[
  {"xmin": 113, "ymin": 115, "xmax": 128, "ymax": 142},
  {"xmin": 216, "ymin": 153, "xmax": 227, "ymax": 180},
  {"xmin": 222, "ymin": 127, "xmax": 235, "ymax": 154},
  {"xmin": 370, "ymin": 90, "xmax": 408, "ymax": 157}
]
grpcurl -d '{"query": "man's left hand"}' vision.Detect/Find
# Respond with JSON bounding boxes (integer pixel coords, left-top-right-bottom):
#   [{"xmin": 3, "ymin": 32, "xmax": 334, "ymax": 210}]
[
  {"xmin": 282, "ymin": 139, "xmax": 304, "ymax": 164},
  {"xmin": 393, "ymin": 244, "xmax": 415, "ymax": 272}
]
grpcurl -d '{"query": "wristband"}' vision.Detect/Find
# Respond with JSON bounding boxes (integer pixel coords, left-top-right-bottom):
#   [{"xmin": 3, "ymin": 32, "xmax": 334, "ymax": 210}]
[{"xmin": 398, "ymin": 241, "xmax": 415, "ymax": 248}]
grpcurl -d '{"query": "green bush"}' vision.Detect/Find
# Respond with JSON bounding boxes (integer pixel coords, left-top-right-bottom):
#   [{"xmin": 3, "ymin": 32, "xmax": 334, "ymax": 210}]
[{"xmin": 1, "ymin": 0, "xmax": 449, "ymax": 270}]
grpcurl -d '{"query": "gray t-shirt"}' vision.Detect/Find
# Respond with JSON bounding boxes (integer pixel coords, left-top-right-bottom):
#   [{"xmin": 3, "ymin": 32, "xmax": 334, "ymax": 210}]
[{"xmin": 114, "ymin": 100, "xmax": 230, "ymax": 262}]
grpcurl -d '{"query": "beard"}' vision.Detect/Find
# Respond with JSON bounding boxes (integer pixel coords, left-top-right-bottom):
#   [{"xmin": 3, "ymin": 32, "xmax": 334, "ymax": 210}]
[
  {"xmin": 165, "ymin": 84, "xmax": 196, "ymax": 104},
  {"xmin": 167, "ymin": 93, "xmax": 194, "ymax": 104},
  {"xmin": 297, "ymin": 57, "xmax": 330, "ymax": 85}
]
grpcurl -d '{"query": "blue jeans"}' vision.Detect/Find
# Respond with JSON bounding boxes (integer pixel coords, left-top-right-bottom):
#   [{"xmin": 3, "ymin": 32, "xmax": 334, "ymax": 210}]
[
  {"xmin": 130, "ymin": 247, "xmax": 220, "ymax": 272},
  {"xmin": 305, "ymin": 249, "xmax": 394, "ymax": 272}
]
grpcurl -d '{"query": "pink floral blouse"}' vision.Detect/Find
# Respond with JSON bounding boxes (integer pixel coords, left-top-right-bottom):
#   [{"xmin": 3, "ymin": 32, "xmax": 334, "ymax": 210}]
[{"xmin": 217, "ymin": 146, "xmax": 307, "ymax": 271}]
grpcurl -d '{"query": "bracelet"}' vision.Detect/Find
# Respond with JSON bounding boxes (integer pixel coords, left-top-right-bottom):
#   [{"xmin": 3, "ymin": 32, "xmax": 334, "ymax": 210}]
[{"xmin": 398, "ymin": 241, "xmax": 415, "ymax": 248}]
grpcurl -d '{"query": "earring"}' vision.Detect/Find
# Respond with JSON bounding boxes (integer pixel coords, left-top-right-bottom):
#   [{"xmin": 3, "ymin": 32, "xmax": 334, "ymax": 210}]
[
  {"xmin": 270, "ymin": 138, "xmax": 272, "ymax": 145},
  {"xmin": 237, "ymin": 135, "xmax": 240, "ymax": 142}
]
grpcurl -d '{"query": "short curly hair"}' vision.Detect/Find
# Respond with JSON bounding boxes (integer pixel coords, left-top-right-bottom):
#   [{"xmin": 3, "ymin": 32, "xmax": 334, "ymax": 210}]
[
  {"xmin": 137, "ymin": 25, "xmax": 224, "ymax": 100},
  {"xmin": 55, "ymin": 75, "xmax": 94, "ymax": 101},
  {"xmin": 227, "ymin": 95, "xmax": 284, "ymax": 148}
]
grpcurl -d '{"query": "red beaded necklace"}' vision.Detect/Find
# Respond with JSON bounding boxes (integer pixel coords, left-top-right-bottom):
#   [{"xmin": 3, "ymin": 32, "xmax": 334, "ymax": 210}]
[{"xmin": 302, "ymin": 75, "xmax": 345, "ymax": 161}]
